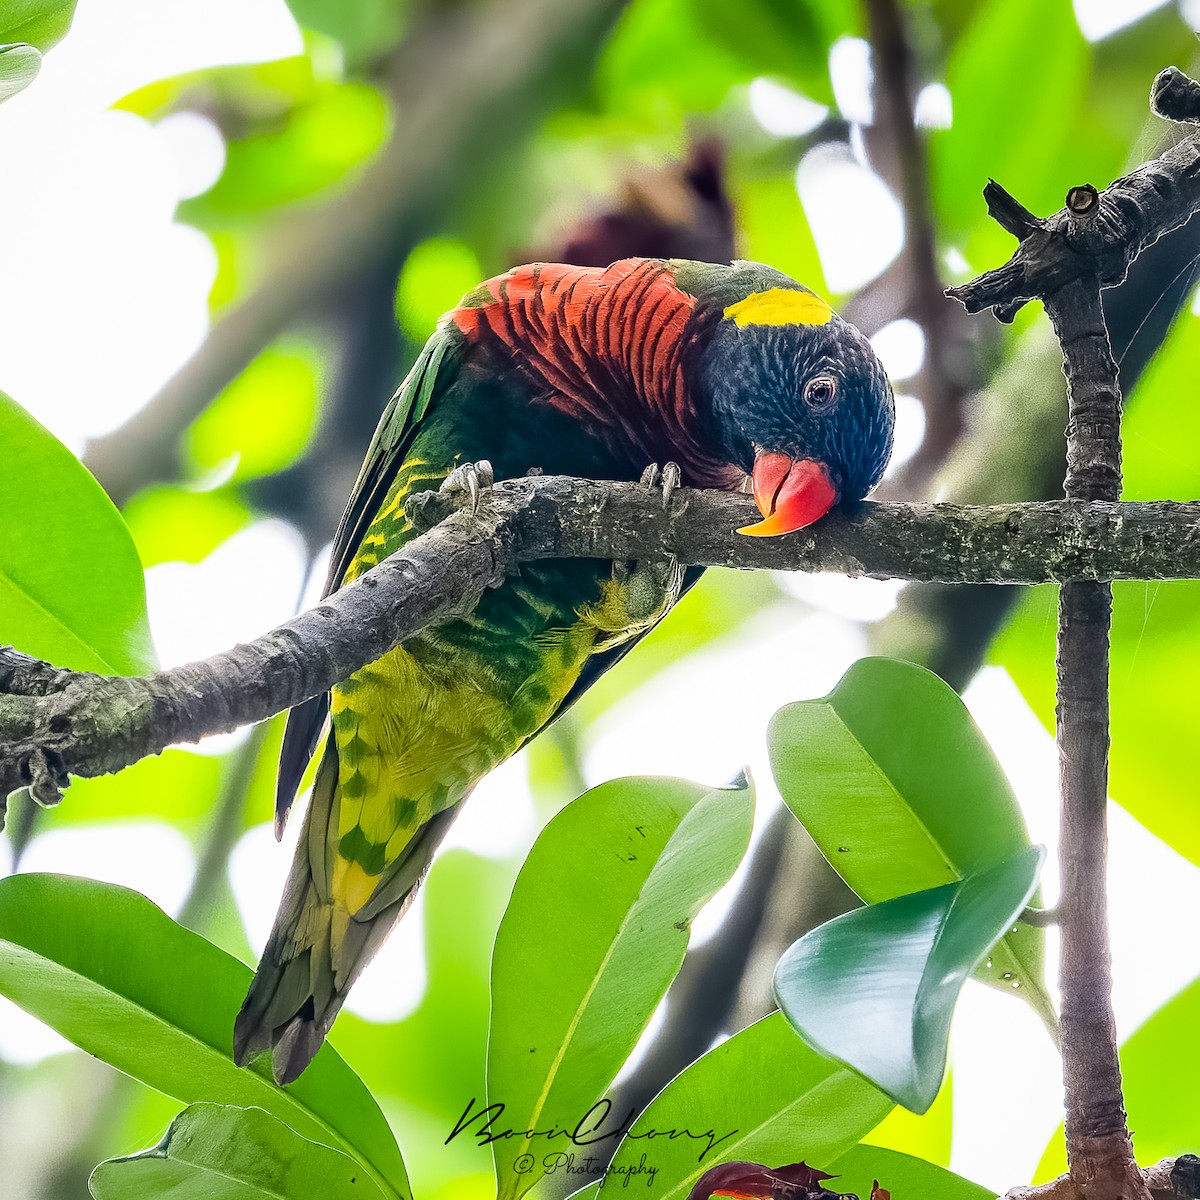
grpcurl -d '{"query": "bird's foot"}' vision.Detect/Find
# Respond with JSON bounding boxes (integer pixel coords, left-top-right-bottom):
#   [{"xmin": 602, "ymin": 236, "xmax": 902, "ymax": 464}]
[
  {"xmin": 639, "ymin": 461, "xmax": 682, "ymax": 510},
  {"xmin": 440, "ymin": 459, "xmax": 495, "ymax": 516},
  {"xmin": 607, "ymin": 551, "xmax": 684, "ymax": 628},
  {"xmin": 588, "ymin": 461, "xmax": 684, "ymax": 648}
]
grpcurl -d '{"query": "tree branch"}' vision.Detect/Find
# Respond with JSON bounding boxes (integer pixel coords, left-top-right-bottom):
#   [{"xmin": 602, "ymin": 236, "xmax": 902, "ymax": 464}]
[{"xmin": 9, "ymin": 478, "xmax": 1200, "ymax": 807}]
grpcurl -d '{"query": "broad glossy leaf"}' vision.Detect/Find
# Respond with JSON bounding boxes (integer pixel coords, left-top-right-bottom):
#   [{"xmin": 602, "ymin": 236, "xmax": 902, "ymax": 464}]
[
  {"xmin": 0, "ymin": 874, "xmax": 408, "ymax": 1200},
  {"xmin": 0, "ymin": 392, "xmax": 155, "ymax": 674},
  {"xmin": 768, "ymin": 657, "xmax": 1053, "ymax": 1029},
  {"xmin": 0, "ymin": 41, "xmax": 37, "ymax": 100},
  {"xmin": 596, "ymin": 1013, "xmax": 892, "ymax": 1200},
  {"xmin": 826, "ymin": 1146, "xmax": 991, "ymax": 1200},
  {"xmin": 90, "ymin": 1103, "xmax": 388, "ymax": 1200},
  {"xmin": 489, "ymin": 775, "xmax": 755, "ymax": 1200},
  {"xmin": 0, "ymin": 0, "xmax": 76, "ymax": 49},
  {"xmin": 1036, "ymin": 973, "xmax": 1200, "ymax": 1181},
  {"xmin": 774, "ymin": 848, "xmax": 1044, "ymax": 1113}
]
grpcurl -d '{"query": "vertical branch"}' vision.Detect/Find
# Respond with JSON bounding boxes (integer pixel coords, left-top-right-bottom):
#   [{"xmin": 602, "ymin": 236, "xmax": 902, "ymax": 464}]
[{"xmin": 1043, "ymin": 268, "xmax": 1144, "ymax": 1200}]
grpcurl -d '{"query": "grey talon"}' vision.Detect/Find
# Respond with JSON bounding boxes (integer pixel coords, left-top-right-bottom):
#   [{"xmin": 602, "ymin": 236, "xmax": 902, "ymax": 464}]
[{"xmin": 661, "ymin": 462, "xmax": 681, "ymax": 509}]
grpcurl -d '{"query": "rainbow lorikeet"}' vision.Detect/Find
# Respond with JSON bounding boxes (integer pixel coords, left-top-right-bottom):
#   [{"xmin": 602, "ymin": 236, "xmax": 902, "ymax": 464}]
[{"xmin": 234, "ymin": 257, "xmax": 894, "ymax": 1083}]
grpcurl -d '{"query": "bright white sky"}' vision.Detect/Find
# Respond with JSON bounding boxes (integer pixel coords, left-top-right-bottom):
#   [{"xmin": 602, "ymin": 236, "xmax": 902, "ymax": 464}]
[{"xmin": 0, "ymin": 0, "xmax": 1197, "ymax": 1192}]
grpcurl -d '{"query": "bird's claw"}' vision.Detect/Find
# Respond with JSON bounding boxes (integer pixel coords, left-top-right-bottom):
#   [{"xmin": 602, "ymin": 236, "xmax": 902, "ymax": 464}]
[
  {"xmin": 640, "ymin": 461, "xmax": 681, "ymax": 510},
  {"xmin": 440, "ymin": 459, "xmax": 495, "ymax": 515}
]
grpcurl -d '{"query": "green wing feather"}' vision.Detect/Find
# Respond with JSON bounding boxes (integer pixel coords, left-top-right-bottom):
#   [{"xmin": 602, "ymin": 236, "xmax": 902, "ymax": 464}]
[{"xmin": 274, "ymin": 328, "xmax": 459, "ymax": 832}]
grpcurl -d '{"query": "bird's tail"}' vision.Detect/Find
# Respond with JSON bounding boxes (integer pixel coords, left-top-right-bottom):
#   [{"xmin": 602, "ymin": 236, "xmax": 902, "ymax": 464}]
[{"xmin": 233, "ymin": 743, "xmax": 457, "ymax": 1084}]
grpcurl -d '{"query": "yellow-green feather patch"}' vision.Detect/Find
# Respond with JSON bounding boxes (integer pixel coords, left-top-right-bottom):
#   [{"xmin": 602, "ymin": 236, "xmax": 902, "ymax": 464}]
[{"xmin": 724, "ymin": 287, "xmax": 834, "ymax": 327}]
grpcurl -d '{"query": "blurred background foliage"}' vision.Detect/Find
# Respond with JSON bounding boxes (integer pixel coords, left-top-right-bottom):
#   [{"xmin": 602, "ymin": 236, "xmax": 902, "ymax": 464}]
[{"xmin": 4, "ymin": 0, "xmax": 1200, "ymax": 1196}]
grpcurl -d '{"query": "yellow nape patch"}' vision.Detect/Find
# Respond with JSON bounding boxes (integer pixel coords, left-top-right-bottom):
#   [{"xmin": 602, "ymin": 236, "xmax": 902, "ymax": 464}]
[
  {"xmin": 724, "ymin": 287, "xmax": 834, "ymax": 327},
  {"xmin": 334, "ymin": 857, "xmax": 379, "ymax": 916}
]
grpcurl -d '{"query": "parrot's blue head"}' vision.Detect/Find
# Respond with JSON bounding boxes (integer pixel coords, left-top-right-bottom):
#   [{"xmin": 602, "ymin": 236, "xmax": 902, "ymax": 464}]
[{"xmin": 691, "ymin": 263, "xmax": 895, "ymax": 535}]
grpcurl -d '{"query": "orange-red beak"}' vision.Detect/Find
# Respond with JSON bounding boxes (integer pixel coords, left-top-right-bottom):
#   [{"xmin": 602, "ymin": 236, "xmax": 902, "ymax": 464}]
[{"xmin": 737, "ymin": 453, "xmax": 838, "ymax": 537}]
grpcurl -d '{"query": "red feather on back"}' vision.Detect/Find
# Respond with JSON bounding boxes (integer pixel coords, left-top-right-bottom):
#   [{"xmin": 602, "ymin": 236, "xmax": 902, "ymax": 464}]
[{"xmin": 452, "ymin": 259, "xmax": 737, "ymax": 486}]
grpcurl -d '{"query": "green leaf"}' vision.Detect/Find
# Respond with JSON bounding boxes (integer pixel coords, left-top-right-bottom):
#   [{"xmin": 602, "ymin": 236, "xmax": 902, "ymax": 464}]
[
  {"xmin": 597, "ymin": 1013, "xmax": 891, "ymax": 1200},
  {"xmin": 774, "ymin": 848, "xmax": 1044, "ymax": 1113},
  {"xmin": 186, "ymin": 343, "xmax": 321, "ymax": 482},
  {"xmin": 283, "ymin": 0, "xmax": 404, "ymax": 62},
  {"xmin": 0, "ymin": 392, "xmax": 155, "ymax": 674},
  {"xmin": 41, "ymin": 747, "xmax": 222, "ymax": 826},
  {"xmin": 183, "ymin": 83, "xmax": 388, "ymax": 222},
  {"xmin": 123, "ymin": 486, "xmax": 251, "ymax": 568},
  {"xmin": 90, "ymin": 1103, "xmax": 388, "ymax": 1200},
  {"xmin": 1036, "ymin": 972, "xmax": 1200, "ymax": 1181},
  {"xmin": 826, "ymin": 1145, "xmax": 992, "ymax": 1200},
  {"xmin": 489, "ymin": 775, "xmax": 755, "ymax": 1200},
  {"xmin": 0, "ymin": 874, "xmax": 408, "ymax": 1200},
  {"xmin": 0, "ymin": 42, "xmax": 39, "ymax": 102},
  {"xmin": 768, "ymin": 657, "xmax": 1053, "ymax": 1030},
  {"xmin": 694, "ymin": 0, "xmax": 855, "ymax": 106},
  {"xmin": 0, "ymin": 0, "xmax": 77, "ymax": 49}
]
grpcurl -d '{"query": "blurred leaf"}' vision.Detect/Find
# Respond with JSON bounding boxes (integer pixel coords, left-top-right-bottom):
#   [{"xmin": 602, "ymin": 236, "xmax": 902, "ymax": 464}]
[
  {"xmin": 183, "ymin": 83, "xmax": 388, "ymax": 221},
  {"xmin": 284, "ymin": 0, "xmax": 404, "ymax": 62},
  {"xmin": 49, "ymin": 748, "xmax": 221, "ymax": 826},
  {"xmin": 732, "ymin": 169, "xmax": 827, "ymax": 298},
  {"xmin": 187, "ymin": 344, "xmax": 321, "ymax": 482},
  {"xmin": 0, "ymin": 41, "xmax": 38, "ymax": 101},
  {"xmin": 0, "ymin": 0, "xmax": 76, "ymax": 50},
  {"xmin": 768, "ymin": 657, "xmax": 1053, "ymax": 1029},
  {"xmin": 0, "ymin": 874, "xmax": 408, "ymax": 1200},
  {"xmin": 90, "ymin": 1102, "xmax": 388, "ymax": 1200},
  {"xmin": 596, "ymin": 1013, "xmax": 892, "ymax": 1200},
  {"xmin": 694, "ymin": 0, "xmax": 854, "ymax": 106},
  {"xmin": 825, "ymin": 1145, "xmax": 991, "ymax": 1200},
  {"xmin": 395, "ymin": 237, "xmax": 483, "ymax": 342},
  {"xmin": 123, "ymin": 486, "xmax": 251, "ymax": 567},
  {"xmin": 932, "ymin": 0, "xmax": 1088, "ymax": 246},
  {"xmin": 115, "ymin": 57, "xmax": 316, "ymax": 121},
  {"xmin": 0, "ymin": 391, "xmax": 155, "ymax": 674},
  {"xmin": 774, "ymin": 848, "xmax": 1044, "ymax": 1113},
  {"xmin": 1036, "ymin": 972, "xmax": 1200, "ymax": 1181},
  {"xmin": 489, "ymin": 775, "xmax": 755, "ymax": 1200},
  {"xmin": 994, "ymin": 311, "xmax": 1200, "ymax": 865},
  {"xmin": 597, "ymin": 0, "xmax": 751, "ymax": 119}
]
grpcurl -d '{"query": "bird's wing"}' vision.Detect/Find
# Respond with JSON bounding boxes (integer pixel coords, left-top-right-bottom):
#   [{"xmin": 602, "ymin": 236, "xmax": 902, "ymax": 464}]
[{"xmin": 274, "ymin": 326, "xmax": 459, "ymax": 833}]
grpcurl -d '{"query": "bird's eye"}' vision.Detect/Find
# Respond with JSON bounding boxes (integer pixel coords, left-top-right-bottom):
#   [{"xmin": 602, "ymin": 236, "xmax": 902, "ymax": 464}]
[{"xmin": 804, "ymin": 374, "xmax": 838, "ymax": 410}]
